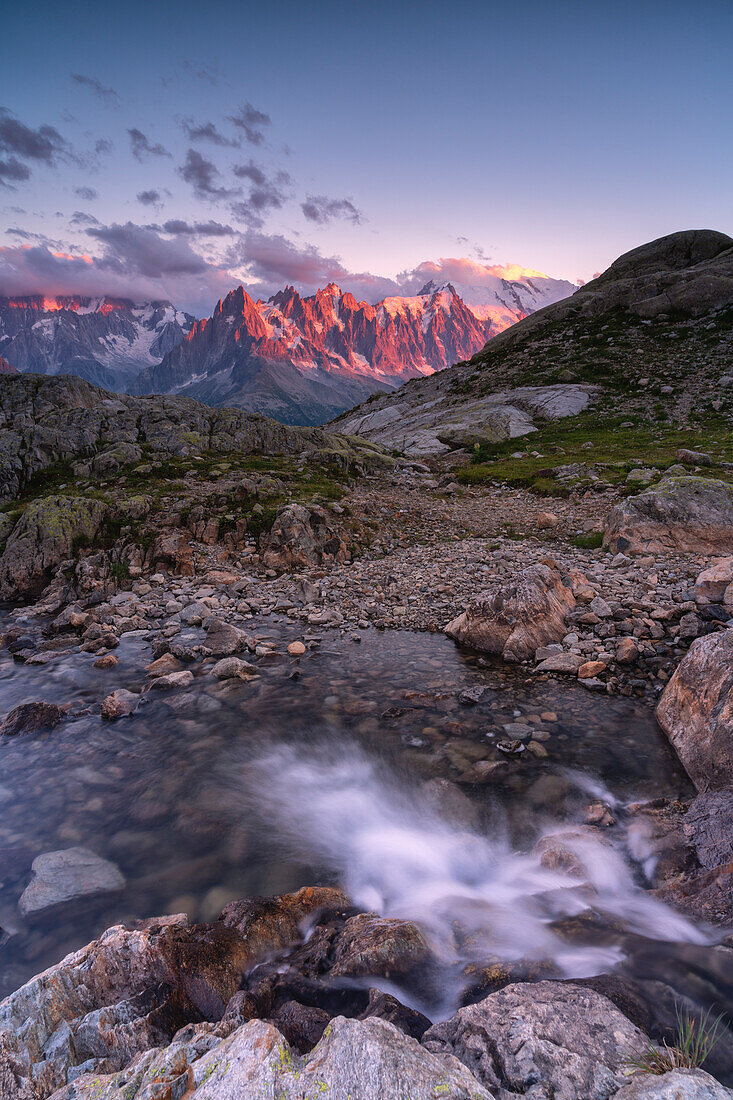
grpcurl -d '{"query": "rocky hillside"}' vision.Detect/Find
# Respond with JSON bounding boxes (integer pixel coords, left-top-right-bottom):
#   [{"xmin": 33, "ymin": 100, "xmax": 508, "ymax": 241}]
[
  {"xmin": 332, "ymin": 230, "xmax": 733, "ymax": 456},
  {"xmin": 130, "ymin": 275, "xmax": 575, "ymax": 426},
  {"xmin": 0, "ymin": 296, "xmax": 195, "ymax": 391}
]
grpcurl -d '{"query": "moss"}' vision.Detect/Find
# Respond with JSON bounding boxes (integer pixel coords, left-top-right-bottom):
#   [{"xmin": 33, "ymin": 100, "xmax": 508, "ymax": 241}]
[{"xmin": 572, "ymin": 531, "xmax": 604, "ymax": 549}]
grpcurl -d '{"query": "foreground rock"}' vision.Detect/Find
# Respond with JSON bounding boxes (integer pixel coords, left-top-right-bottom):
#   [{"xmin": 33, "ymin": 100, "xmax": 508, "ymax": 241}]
[
  {"xmin": 656, "ymin": 628, "xmax": 733, "ymax": 790},
  {"xmin": 445, "ymin": 563, "xmax": 575, "ymax": 661},
  {"xmin": 0, "ymin": 702, "xmax": 65, "ymax": 737},
  {"xmin": 423, "ymin": 981, "xmax": 650, "ymax": 1099},
  {"xmin": 50, "ymin": 1016, "xmax": 494, "ymax": 1100},
  {"xmin": 614, "ymin": 1070, "xmax": 733, "ymax": 1098},
  {"xmin": 0, "ymin": 496, "xmax": 107, "ymax": 598},
  {"xmin": 604, "ymin": 476, "xmax": 733, "ymax": 555},
  {"xmin": 261, "ymin": 503, "xmax": 348, "ymax": 572}
]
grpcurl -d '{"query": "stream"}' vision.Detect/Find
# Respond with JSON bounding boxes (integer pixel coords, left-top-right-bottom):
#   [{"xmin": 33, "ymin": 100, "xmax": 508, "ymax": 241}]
[{"xmin": 1, "ymin": 612, "xmax": 732, "ymax": 1078}]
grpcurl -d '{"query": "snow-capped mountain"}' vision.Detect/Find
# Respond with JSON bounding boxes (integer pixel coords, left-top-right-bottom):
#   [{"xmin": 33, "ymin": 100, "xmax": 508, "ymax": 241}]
[
  {"xmin": 132, "ymin": 273, "xmax": 576, "ymax": 425},
  {"xmin": 0, "ymin": 296, "xmax": 195, "ymax": 390}
]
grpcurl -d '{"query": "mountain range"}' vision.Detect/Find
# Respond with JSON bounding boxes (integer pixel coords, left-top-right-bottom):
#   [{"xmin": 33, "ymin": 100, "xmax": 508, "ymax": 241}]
[{"xmin": 0, "ymin": 269, "xmax": 575, "ymax": 425}]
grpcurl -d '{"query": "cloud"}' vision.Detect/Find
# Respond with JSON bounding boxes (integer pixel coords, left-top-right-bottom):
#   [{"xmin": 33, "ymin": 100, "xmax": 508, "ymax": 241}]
[
  {"xmin": 182, "ymin": 60, "xmax": 224, "ymax": 86},
  {"xmin": 230, "ymin": 163, "xmax": 291, "ymax": 227},
  {"xmin": 137, "ymin": 189, "xmax": 162, "ymax": 206},
  {"xmin": 181, "ymin": 119, "xmax": 238, "ymax": 147},
  {"xmin": 232, "ymin": 160, "xmax": 267, "ymax": 186},
  {"xmin": 70, "ymin": 210, "xmax": 99, "ymax": 225},
  {"xmin": 0, "ymin": 157, "xmax": 31, "ymax": 187},
  {"xmin": 95, "ymin": 138, "xmax": 113, "ymax": 157},
  {"xmin": 70, "ymin": 73, "xmax": 119, "ymax": 103},
  {"xmin": 394, "ymin": 256, "xmax": 552, "ymax": 294},
  {"xmin": 128, "ymin": 128, "xmax": 171, "ymax": 161},
  {"xmin": 178, "ymin": 148, "xmax": 237, "ymax": 200},
  {"xmin": 301, "ymin": 194, "xmax": 364, "ymax": 225},
  {"xmin": 74, "ymin": 186, "xmax": 98, "ymax": 201},
  {"xmin": 0, "ymin": 108, "xmax": 69, "ymax": 171},
  {"xmin": 162, "ymin": 219, "xmax": 234, "ymax": 237},
  {"xmin": 227, "ymin": 102, "xmax": 270, "ymax": 146}
]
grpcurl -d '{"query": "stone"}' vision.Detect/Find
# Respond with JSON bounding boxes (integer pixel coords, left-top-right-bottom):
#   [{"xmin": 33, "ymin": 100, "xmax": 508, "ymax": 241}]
[
  {"xmin": 423, "ymin": 980, "xmax": 650, "ymax": 1099},
  {"xmin": 682, "ymin": 791, "xmax": 733, "ymax": 869},
  {"xmin": 590, "ymin": 595, "xmax": 612, "ymax": 617},
  {"xmin": 100, "ymin": 689, "xmax": 139, "ymax": 720},
  {"xmin": 210, "ymin": 657, "xmax": 257, "ymax": 680},
  {"xmin": 261, "ymin": 504, "xmax": 347, "ymax": 572},
  {"xmin": 329, "ymin": 914, "xmax": 434, "ymax": 983},
  {"xmin": 18, "ymin": 847, "xmax": 125, "ymax": 918},
  {"xmin": 150, "ymin": 670, "xmax": 194, "ymax": 689},
  {"xmin": 0, "ymin": 701, "xmax": 65, "ymax": 737},
  {"xmin": 220, "ymin": 886, "xmax": 351, "ymax": 966},
  {"xmin": 536, "ymin": 511, "xmax": 560, "ymax": 529},
  {"xmin": 145, "ymin": 652, "xmax": 182, "ymax": 676},
  {"xmin": 92, "ymin": 654, "xmax": 118, "ymax": 669},
  {"xmin": 613, "ymin": 1069, "xmax": 733, "ymax": 1098},
  {"xmin": 676, "ymin": 448, "xmax": 713, "ymax": 466},
  {"xmin": 287, "ymin": 640, "xmax": 307, "ymax": 656},
  {"xmin": 604, "ymin": 476, "xmax": 733, "ymax": 555},
  {"xmin": 616, "ymin": 637, "xmax": 640, "ymax": 664},
  {"xmin": 205, "ymin": 618, "xmax": 249, "ymax": 656},
  {"xmin": 445, "ymin": 564, "xmax": 575, "ymax": 662},
  {"xmin": 656, "ymin": 629, "xmax": 733, "ymax": 790},
  {"xmin": 578, "ymin": 660, "xmax": 606, "ymax": 678},
  {"xmin": 535, "ymin": 652, "xmax": 585, "ymax": 673},
  {"xmin": 695, "ymin": 558, "xmax": 733, "ymax": 606}
]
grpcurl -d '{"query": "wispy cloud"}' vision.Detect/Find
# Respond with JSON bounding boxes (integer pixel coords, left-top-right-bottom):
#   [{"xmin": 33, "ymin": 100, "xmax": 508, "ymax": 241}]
[
  {"xmin": 301, "ymin": 195, "xmax": 364, "ymax": 225},
  {"xmin": 70, "ymin": 73, "xmax": 119, "ymax": 103},
  {"xmin": 227, "ymin": 102, "xmax": 270, "ymax": 146},
  {"xmin": 128, "ymin": 128, "xmax": 171, "ymax": 162}
]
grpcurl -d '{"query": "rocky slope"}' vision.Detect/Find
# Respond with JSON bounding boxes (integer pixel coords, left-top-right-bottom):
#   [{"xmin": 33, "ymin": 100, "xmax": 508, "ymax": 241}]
[
  {"xmin": 131, "ymin": 275, "xmax": 575, "ymax": 425},
  {"xmin": 0, "ymin": 296, "xmax": 195, "ymax": 391},
  {"xmin": 331, "ymin": 230, "xmax": 733, "ymax": 455}
]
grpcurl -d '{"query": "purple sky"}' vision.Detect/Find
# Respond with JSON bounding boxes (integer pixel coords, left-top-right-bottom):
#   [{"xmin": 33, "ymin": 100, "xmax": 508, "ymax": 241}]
[{"xmin": 1, "ymin": 0, "xmax": 731, "ymax": 315}]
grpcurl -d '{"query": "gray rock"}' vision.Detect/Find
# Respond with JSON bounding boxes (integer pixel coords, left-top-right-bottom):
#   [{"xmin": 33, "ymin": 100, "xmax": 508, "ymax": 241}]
[
  {"xmin": 204, "ymin": 618, "xmax": 249, "ymax": 656},
  {"xmin": 0, "ymin": 496, "xmax": 108, "ymax": 598},
  {"xmin": 683, "ymin": 791, "xmax": 733, "ymax": 869},
  {"xmin": 535, "ymin": 652, "xmax": 585, "ymax": 673},
  {"xmin": 0, "ymin": 702, "xmax": 65, "ymax": 737},
  {"xmin": 18, "ymin": 847, "xmax": 125, "ymax": 919},
  {"xmin": 604, "ymin": 476, "xmax": 733, "ymax": 555},
  {"xmin": 676, "ymin": 449, "xmax": 714, "ymax": 467},
  {"xmin": 613, "ymin": 1068, "xmax": 733, "ymax": 1098},
  {"xmin": 210, "ymin": 657, "xmax": 258, "ymax": 679},
  {"xmin": 423, "ymin": 980, "xmax": 650, "ymax": 1099}
]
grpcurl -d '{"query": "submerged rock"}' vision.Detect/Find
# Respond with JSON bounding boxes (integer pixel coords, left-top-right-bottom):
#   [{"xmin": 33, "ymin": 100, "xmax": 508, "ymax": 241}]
[
  {"xmin": 656, "ymin": 629, "xmax": 733, "ymax": 790},
  {"xmin": 18, "ymin": 847, "xmax": 125, "ymax": 919},
  {"xmin": 445, "ymin": 563, "xmax": 575, "ymax": 662},
  {"xmin": 0, "ymin": 702, "xmax": 65, "ymax": 737}
]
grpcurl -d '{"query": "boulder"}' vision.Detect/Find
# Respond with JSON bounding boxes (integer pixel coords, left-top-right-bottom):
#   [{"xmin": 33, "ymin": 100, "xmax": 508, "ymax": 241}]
[
  {"xmin": 656, "ymin": 629, "xmax": 733, "ymax": 790},
  {"xmin": 614, "ymin": 1069, "xmax": 733, "ymax": 1098},
  {"xmin": 604, "ymin": 476, "xmax": 733, "ymax": 555},
  {"xmin": 445, "ymin": 564, "xmax": 575, "ymax": 662},
  {"xmin": 676, "ymin": 448, "xmax": 714, "ymax": 467},
  {"xmin": 100, "ymin": 689, "xmax": 139, "ymax": 720},
  {"xmin": 0, "ymin": 496, "xmax": 108, "ymax": 598},
  {"xmin": 423, "ymin": 980, "xmax": 650, "ymax": 1099},
  {"xmin": 209, "ymin": 656, "xmax": 258, "ymax": 679},
  {"xmin": 49, "ymin": 1016, "xmax": 493, "ymax": 1100},
  {"xmin": 328, "ymin": 914, "xmax": 434, "ymax": 982},
  {"xmin": 18, "ymin": 847, "xmax": 125, "ymax": 919},
  {"xmin": 220, "ymin": 885, "xmax": 351, "ymax": 966},
  {"xmin": 0, "ymin": 702, "xmax": 65, "ymax": 737},
  {"xmin": 204, "ymin": 617, "xmax": 250, "ymax": 656},
  {"xmin": 261, "ymin": 503, "xmax": 347, "ymax": 572},
  {"xmin": 695, "ymin": 558, "xmax": 733, "ymax": 607}
]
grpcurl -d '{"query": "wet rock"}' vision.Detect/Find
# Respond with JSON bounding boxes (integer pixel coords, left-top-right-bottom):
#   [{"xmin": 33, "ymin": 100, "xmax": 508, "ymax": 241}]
[
  {"xmin": 204, "ymin": 617, "xmax": 249, "ymax": 656},
  {"xmin": 0, "ymin": 702, "xmax": 65, "ymax": 737},
  {"xmin": 445, "ymin": 563, "xmax": 575, "ymax": 662},
  {"xmin": 144, "ymin": 652, "xmax": 182, "ymax": 676},
  {"xmin": 18, "ymin": 847, "xmax": 125, "ymax": 919},
  {"xmin": 682, "ymin": 791, "xmax": 733, "ymax": 869},
  {"xmin": 270, "ymin": 999, "xmax": 330, "ymax": 1053},
  {"xmin": 0, "ymin": 496, "xmax": 108, "ymax": 598},
  {"xmin": 149, "ymin": 670, "xmax": 194, "ymax": 689},
  {"xmin": 359, "ymin": 988, "xmax": 431, "ymax": 1040},
  {"xmin": 220, "ymin": 886, "xmax": 351, "ymax": 966},
  {"xmin": 100, "ymin": 689, "xmax": 139, "ymax": 720},
  {"xmin": 287, "ymin": 640, "xmax": 306, "ymax": 656},
  {"xmin": 656, "ymin": 629, "xmax": 733, "ymax": 790},
  {"xmin": 423, "ymin": 980, "xmax": 650, "ymax": 1100},
  {"xmin": 578, "ymin": 660, "xmax": 607, "ymax": 678},
  {"xmin": 329, "ymin": 914, "xmax": 434, "ymax": 983},
  {"xmin": 92, "ymin": 654, "xmax": 118, "ymax": 669},
  {"xmin": 604, "ymin": 476, "xmax": 733, "ymax": 555},
  {"xmin": 209, "ymin": 657, "xmax": 258, "ymax": 680},
  {"xmin": 616, "ymin": 637, "xmax": 640, "ymax": 664},
  {"xmin": 535, "ymin": 652, "xmax": 585, "ymax": 673}
]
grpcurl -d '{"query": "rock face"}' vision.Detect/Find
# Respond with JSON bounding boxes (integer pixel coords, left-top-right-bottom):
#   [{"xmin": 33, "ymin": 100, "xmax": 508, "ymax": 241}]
[
  {"xmin": 261, "ymin": 503, "xmax": 348, "ymax": 571},
  {"xmin": 0, "ymin": 496, "xmax": 107, "ymax": 598},
  {"xmin": 604, "ymin": 476, "xmax": 733, "ymax": 555},
  {"xmin": 18, "ymin": 847, "xmax": 126, "ymax": 919},
  {"xmin": 423, "ymin": 981, "xmax": 649, "ymax": 1099},
  {"xmin": 445, "ymin": 563, "xmax": 575, "ymax": 661},
  {"xmin": 656, "ymin": 629, "xmax": 733, "ymax": 790},
  {"xmin": 329, "ymin": 229, "xmax": 733, "ymax": 456}
]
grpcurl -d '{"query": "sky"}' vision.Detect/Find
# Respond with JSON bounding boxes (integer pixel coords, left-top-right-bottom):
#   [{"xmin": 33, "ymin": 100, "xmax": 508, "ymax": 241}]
[{"xmin": 1, "ymin": 0, "xmax": 731, "ymax": 316}]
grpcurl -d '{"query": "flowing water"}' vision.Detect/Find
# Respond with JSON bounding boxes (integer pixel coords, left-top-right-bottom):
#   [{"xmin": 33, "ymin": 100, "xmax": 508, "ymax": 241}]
[{"xmin": 1, "ymin": 611, "xmax": 732, "ymax": 1076}]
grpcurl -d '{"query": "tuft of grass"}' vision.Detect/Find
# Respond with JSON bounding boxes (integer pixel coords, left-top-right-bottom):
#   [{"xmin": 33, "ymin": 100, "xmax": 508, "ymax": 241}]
[
  {"xmin": 571, "ymin": 531, "xmax": 604, "ymax": 550},
  {"xmin": 623, "ymin": 1007, "xmax": 726, "ymax": 1076}
]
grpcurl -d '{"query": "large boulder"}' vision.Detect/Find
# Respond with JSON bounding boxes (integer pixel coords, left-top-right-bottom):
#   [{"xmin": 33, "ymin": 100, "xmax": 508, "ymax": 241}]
[
  {"xmin": 423, "ymin": 980, "xmax": 650, "ymax": 1099},
  {"xmin": 0, "ymin": 496, "xmax": 107, "ymax": 598},
  {"xmin": 613, "ymin": 1069, "xmax": 733, "ymax": 1098},
  {"xmin": 604, "ymin": 476, "xmax": 733, "ymax": 555},
  {"xmin": 48, "ymin": 1016, "xmax": 493, "ymax": 1100},
  {"xmin": 695, "ymin": 558, "xmax": 733, "ymax": 609},
  {"xmin": 656, "ymin": 629, "xmax": 733, "ymax": 790},
  {"xmin": 445, "ymin": 563, "xmax": 575, "ymax": 661},
  {"xmin": 260, "ymin": 503, "xmax": 348, "ymax": 571}
]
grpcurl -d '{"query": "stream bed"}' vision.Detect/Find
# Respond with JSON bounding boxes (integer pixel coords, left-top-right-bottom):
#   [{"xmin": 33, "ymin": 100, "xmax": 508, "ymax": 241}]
[{"xmin": 1, "ymin": 613, "xmax": 731, "ymax": 1078}]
